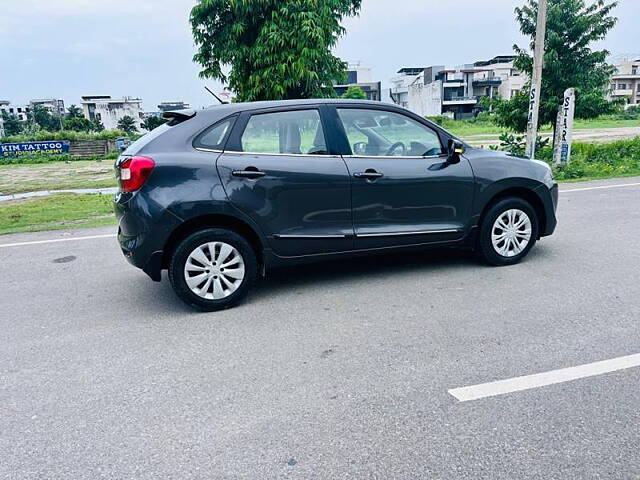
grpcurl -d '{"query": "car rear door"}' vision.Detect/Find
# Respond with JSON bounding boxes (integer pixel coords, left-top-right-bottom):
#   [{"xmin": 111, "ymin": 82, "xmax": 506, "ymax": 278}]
[
  {"xmin": 215, "ymin": 106, "xmax": 354, "ymax": 257},
  {"xmin": 329, "ymin": 105, "xmax": 475, "ymax": 250}
]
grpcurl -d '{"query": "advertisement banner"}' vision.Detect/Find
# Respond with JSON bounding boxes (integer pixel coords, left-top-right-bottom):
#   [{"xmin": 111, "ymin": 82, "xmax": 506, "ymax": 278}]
[{"xmin": 0, "ymin": 140, "xmax": 70, "ymax": 157}]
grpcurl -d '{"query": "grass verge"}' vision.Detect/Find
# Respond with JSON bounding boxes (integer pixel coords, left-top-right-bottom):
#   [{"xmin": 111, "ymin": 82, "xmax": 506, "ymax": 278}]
[
  {"xmin": 0, "ymin": 193, "xmax": 116, "ymax": 235},
  {"xmin": 0, "ymin": 160, "xmax": 117, "ymax": 195}
]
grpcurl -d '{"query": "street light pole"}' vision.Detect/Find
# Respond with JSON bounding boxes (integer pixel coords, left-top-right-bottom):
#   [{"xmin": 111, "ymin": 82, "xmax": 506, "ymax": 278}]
[{"xmin": 525, "ymin": 0, "xmax": 548, "ymax": 159}]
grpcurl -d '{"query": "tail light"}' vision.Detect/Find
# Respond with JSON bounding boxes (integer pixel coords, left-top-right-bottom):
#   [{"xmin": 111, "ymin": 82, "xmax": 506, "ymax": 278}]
[{"xmin": 118, "ymin": 156, "xmax": 155, "ymax": 192}]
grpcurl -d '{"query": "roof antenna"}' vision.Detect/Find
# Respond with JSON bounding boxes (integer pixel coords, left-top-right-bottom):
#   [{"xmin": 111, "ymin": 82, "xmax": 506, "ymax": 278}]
[{"xmin": 205, "ymin": 86, "xmax": 229, "ymax": 104}]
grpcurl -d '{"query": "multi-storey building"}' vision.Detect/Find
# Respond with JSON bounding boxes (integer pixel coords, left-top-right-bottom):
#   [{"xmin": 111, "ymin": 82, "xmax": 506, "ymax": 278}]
[
  {"xmin": 0, "ymin": 100, "xmax": 31, "ymax": 122},
  {"xmin": 334, "ymin": 65, "xmax": 383, "ymax": 101},
  {"xmin": 81, "ymin": 96, "xmax": 145, "ymax": 131},
  {"xmin": 610, "ymin": 59, "xmax": 640, "ymax": 108},
  {"xmin": 396, "ymin": 56, "xmax": 526, "ymax": 119}
]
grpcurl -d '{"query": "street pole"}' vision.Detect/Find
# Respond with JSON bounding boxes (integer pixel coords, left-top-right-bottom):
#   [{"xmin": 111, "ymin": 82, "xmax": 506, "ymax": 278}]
[{"xmin": 525, "ymin": 0, "xmax": 548, "ymax": 159}]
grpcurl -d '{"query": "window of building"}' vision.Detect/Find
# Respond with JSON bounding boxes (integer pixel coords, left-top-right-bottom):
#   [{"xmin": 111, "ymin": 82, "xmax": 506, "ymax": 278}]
[
  {"xmin": 239, "ymin": 109, "xmax": 327, "ymax": 155},
  {"xmin": 619, "ymin": 84, "xmax": 627, "ymax": 90},
  {"xmin": 337, "ymin": 108, "xmax": 443, "ymax": 157}
]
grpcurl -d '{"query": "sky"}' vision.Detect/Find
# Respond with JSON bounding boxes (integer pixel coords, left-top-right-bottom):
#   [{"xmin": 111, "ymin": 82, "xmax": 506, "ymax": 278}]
[{"xmin": 1, "ymin": 0, "xmax": 638, "ymax": 111}]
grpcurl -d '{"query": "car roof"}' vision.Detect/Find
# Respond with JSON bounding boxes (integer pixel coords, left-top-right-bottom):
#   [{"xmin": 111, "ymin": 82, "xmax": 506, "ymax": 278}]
[{"xmin": 194, "ymin": 99, "xmax": 397, "ymax": 121}]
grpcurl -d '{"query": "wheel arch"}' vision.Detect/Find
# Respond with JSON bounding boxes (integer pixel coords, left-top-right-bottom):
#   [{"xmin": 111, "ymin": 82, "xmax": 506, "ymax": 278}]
[
  {"xmin": 478, "ymin": 186, "xmax": 547, "ymax": 239},
  {"xmin": 162, "ymin": 214, "xmax": 265, "ymax": 271}
]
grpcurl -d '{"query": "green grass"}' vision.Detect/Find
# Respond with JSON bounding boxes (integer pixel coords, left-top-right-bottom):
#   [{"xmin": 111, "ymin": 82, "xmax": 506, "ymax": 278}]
[
  {"xmin": 546, "ymin": 137, "xmax": 640, "ymax": 182},
  {"xmin": 441, "ymin": 116, "xmax": 640, "ymax": 137},
  {"xmin": 0, "ymin": 193, "xmax": 116, "ymax": 235},
  {"xmin": 0, "ymin": 160, "xmax": 117, "ymax": 195}
]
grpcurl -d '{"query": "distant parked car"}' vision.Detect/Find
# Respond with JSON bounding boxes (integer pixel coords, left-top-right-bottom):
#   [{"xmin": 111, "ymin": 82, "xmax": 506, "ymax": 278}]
[{"xmin": 114, "ymin": 99, "xmax": 558, "ymax": 311}]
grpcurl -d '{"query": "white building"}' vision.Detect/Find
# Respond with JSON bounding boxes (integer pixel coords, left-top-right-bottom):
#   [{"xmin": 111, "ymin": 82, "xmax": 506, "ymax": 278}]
[
  {"xmin": 0, "ymin": 100, "xmax": 31, "ymax": 122},
  {"xmin": 398, "ymin": 56, "xmax": 526, "ymax": 119},
  {"xmin": 81, "ymin": 96, "xmax": 145, "ymax": 131},
  {"xmin": 30, "ymin": 98, "xmax": 66, "ymax": 117},
  {"xmin": 609, "ymin": 58, "xmax": 640, "ymax": 108},
  {"xmin": 334, "ymin": 64, "xmax": 383, "ymax": 101},
  {"xmin": 390, "ymin": 68, "xmax": 427, "ymax": 109}
]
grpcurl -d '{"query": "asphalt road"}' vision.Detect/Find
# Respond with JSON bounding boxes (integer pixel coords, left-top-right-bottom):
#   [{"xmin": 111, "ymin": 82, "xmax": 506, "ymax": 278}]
[{"xmin": 2, "ymin": 177, "xmax": 640, "ymax": 479}]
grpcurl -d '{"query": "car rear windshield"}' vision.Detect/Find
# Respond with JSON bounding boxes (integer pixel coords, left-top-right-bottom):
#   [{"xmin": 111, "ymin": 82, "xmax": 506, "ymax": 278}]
[{"xmin": 122, "ymin": 124, "xmax": 173, "ymax": 156}]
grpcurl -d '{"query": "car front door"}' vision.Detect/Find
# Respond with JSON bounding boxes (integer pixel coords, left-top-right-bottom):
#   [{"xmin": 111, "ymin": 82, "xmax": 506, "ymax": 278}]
[
  {"xmin": 332, "ymin": 106, "xmax": 475, "ymax": 250},
  {"xmin": 216, "ymin": 107, "xmax": 354, "ymax": 257}
]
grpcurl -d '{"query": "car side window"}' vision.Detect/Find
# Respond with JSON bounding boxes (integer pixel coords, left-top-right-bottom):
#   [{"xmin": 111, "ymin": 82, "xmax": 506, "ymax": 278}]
[
  {"xmin": 194, "ymin": 117, "xmax": 235, "ymax": 150},
  {"xmin": 238, "ymin": 109, "xmax": 328, "ymax": 155},
  {"xmin": 337, "ymin": 108, "xmax": 443, "ymax": 157}
]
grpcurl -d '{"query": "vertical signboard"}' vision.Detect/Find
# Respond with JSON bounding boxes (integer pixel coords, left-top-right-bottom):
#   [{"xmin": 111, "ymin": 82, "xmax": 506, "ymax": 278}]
[{"xmin": 553, "ymin": 88, "xmax": 576, "ymax": 166}]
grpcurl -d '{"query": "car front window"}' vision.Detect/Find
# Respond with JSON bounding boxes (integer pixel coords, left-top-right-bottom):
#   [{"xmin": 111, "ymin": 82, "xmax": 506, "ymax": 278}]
[{"xmin": 337, "ymin": 108, "xmax": 443, "ymax": 157}]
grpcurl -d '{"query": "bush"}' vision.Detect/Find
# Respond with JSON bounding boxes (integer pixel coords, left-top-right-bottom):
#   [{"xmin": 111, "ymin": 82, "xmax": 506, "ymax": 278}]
[
  {"xmin": 552, "ymin": 137, "xmax": 640, "ymax": 181},
  {"xmin": 1, "ymin": 129, "xmax": 132, "ymax": 143},
  {"xmin": 0, "ymin": 152, "xmax": 118, "ymax": 165}
]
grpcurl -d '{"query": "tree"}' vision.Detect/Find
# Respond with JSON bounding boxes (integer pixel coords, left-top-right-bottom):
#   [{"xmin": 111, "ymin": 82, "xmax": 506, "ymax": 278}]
[
  {"xmin": 142, "ymin": 116, "xmax": 167, "ymax": 131},
  {"xmin": 341, "ymin": 86, "xmax": 367, "ymax": 100},
  {"xmin": 29, "ymin": 104, "xmax": 61, "ymax": 131},
  {"xmin": 191, "ymin": 0, "xmax": 361, "ymax": 102},
  {"xmin": 1, "ymin": 112, "xmax": 24, "ymax": 137},
  {"xmin": 495, "ymin": 0, "xmax": 620, "ymax": 133},
  {"xmin": 66, "ymin": 104, "xmax": 83, "ymax": 119},
  {"xmin": 63, "ymin": 117, "xmax": 101, "ymax": 132},
  {"xmin": 117, "ymin": 115, "xmax": 138, "ymax": 135},
  {"xmin": 92, "ymin": 119, "xmax": 105, "ymax": 132}
]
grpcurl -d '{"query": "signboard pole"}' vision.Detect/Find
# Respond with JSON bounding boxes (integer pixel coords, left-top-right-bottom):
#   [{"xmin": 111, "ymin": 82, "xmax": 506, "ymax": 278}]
[
  {"xmin": 525, "ymin": 0, "xmax": 548, "ymax": 160},
  {"xmin": 553, "ymin": 88, "xmax": 576, "ymax": 166}
]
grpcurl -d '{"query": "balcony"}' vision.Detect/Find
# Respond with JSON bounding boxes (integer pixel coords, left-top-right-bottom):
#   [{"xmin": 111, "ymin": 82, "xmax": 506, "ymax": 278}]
[
  {"xmin": 611, "ymin": 89, "xmax": 633, "ymax": 97},
  {"xmin": 442, "ymin": 95, "xmax": 479, "ymax": 106},
  {"xmin": 473, "ymin": 78, "xmax": 502, "ymax": 87}
]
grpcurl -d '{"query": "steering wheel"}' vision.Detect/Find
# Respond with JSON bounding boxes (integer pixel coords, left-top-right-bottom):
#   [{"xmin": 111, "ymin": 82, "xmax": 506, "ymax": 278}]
[{"xmin": 385, "ymin": 142, "xmax": 406, "ymax": 156}]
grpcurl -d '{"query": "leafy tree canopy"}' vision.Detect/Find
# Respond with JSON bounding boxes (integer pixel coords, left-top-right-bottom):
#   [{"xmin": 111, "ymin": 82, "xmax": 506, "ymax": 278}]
[
  {"xmin": 1, "ymin": 112, "xmax": 24, "ymax": 137},
  {"xmin": 495, "ymin": 0, "xmax": 620, "ymax": 132},
  {"xmin": 29, "ymin": 105, "xmax": 61, "ymax": 132},
  {"xmin": 117, "ymin": 115, "xmax": 138, "ymax": 135},
  {"xmin": 66, "ymin": 104, "xmax": 83, "ymax": 119},
  {"xmin": 341, "ymin": 86, "xmax": 367, "ymax": 100},
  {"xmin": 142, "ymin": 116, "xmax": 168, "ymax": 131},
  {"xmin": 63, "ymin": 117, "xmax": 104, "ymax": 133},
  {"xmin": 191, "ymin": 0, "xmax": 362, "ymax": 101}
]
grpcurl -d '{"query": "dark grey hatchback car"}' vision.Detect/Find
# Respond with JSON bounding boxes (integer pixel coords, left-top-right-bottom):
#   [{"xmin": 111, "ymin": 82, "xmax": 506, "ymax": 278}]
[{"xmin": 115, "ymin": 99, "xmax": 558, "ymax": 311}]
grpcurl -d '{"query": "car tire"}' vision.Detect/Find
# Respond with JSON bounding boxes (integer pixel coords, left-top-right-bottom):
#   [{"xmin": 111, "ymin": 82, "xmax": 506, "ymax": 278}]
[
  {"xmin": 477, "ymin": 197, "xmax": 539, "ymax": 266},
  {"xmin": 168, "ymin": 228, "xmax": 257, "ymax": 311}
]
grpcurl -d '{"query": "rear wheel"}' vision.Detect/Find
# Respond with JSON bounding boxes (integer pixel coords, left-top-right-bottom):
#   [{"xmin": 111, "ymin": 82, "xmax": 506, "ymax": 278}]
[
  {"xmin": 169, "ymin": 228, "xmax": 257, "ymax": 311},
  {"xmin": 477, "ymin": 197, "xmax": 539, "ymax": 266}
]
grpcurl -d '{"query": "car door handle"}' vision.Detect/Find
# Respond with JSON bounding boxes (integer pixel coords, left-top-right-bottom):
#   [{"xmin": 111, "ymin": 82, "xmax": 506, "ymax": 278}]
[
  {"xmin": 232, "ymin": 167, "xmax": 266, "ymax": 179},
  {"xmin": 354, "ymin": 170, "xmax": 384, "ymax": 180}
]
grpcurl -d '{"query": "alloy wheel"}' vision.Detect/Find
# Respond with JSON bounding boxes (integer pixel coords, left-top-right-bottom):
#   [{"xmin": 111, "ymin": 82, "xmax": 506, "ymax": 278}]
[
  {"xmin": 491, "ymin": 209, "xmax": 533, "ymax": 258},
  {"xmin": 184, "ymin": 242, "xmax": 245, "ymax": 300}
]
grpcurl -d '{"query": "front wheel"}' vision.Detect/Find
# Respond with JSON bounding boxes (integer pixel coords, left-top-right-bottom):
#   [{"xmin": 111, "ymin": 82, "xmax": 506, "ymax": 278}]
[
  {"xmin": 477, "ymin": 197, "xmax": 539, "ymax": 266},
  {"xmin": 168, "ymin": 228, "xmax": 257, "ymax": 311}
]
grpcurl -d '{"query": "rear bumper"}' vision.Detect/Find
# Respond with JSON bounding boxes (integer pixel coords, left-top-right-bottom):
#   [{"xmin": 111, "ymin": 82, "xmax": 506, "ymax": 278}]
[{"xmin": 114, "ymin": 191, "xmax": 180, "ymax": 282}]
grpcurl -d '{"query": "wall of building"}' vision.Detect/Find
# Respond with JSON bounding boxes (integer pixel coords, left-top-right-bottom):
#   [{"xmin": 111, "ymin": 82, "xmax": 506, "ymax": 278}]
[
  {"xmin": 82, "ymin": 97, "xmax": 144, "ymax": 131},
  {"xmin": 408, "ymin": 77, "xmax": 442, "ymax": 117}
]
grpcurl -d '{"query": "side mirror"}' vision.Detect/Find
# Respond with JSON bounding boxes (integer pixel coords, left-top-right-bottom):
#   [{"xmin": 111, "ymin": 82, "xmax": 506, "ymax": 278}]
[{"xmin": 447, "ymin": 139, "xmax": 465, "ymax": 164}]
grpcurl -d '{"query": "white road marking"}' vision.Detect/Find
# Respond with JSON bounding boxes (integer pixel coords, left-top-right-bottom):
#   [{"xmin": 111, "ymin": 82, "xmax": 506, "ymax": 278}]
[
  {"xmin": 562, "ymin": 181, "xmax": 640, "ymax": 193},
  {"xmin": 449, "ymin": 353, "xmax": 640, "ymax": 402},
  {"xmin": 0, "ymin": 234, "xmax": 117, "ymax": 249},
  {"xmin": 0, "ymin": 181, "xmax": 637, "ymax": 249}
]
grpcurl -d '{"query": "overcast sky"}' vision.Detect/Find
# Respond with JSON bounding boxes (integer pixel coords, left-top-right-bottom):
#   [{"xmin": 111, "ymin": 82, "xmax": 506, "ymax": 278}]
[{"xmin": 1, "ymin": 0, "xmax": 638, "ymax": 111}]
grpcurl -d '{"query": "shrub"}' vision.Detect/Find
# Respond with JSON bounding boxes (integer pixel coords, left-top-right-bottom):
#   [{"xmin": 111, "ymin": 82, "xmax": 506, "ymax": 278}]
[
  {"xmin": 0, "ymin": 152, "xmax": 118, "ymax": 165},
  {"xmin": 1, "ymin": 130, "xmax": 132, "ymax": 143}
]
